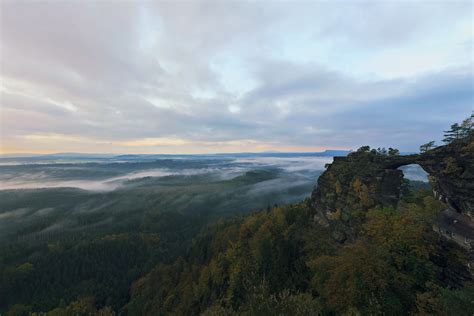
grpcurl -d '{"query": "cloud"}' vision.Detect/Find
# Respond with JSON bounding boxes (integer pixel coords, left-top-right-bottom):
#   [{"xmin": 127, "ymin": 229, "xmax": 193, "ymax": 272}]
[{"xmin": 0, "ymin": 1, "xmax": 472, "ymax": 153}]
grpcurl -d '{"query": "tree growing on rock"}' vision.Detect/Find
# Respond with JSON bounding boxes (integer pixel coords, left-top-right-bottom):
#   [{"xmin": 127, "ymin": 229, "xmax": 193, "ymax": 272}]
[
  {"xmin": 357, "ymin": 146, "xmax": 371, "ymax": 153},
  {"xmin": 443, "ymin": 114, "xmax": 474, "ymax": 144},
  {"xmin": 443, "ymin": 123, "xmax": 461, "ymax": 144},
  {"xmin": 420, "ymin": 141, "xmax": 436, "ymax": 153},
  {"xmin": 376, "ymin": 147, "xmax": 388, "ymax": 155},
  {"xmin": 388, "ymin": 148, "xmax": 400, "ymax": 156},
  {"xmin": 459, "ymin": 114, "xmax": 473, "ymax": 138}
]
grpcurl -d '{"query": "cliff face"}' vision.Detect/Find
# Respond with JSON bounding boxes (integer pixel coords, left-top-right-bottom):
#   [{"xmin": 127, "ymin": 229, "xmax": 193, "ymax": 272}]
[
  {"xmin": 418, "ymin": 141, "xmax": 474, "ymax": 217},
  {"xmin": 311, "ymin": 138, "xmax": 474, "ymax": 242}
]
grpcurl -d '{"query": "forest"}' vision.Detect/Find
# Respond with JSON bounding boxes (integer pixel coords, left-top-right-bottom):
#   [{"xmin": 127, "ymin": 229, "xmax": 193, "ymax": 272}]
[
  {"xmin": 1, "ymin": 116, "xmax": 473, "ymax": 315},
  {"xmin": 2, "ymin": 188, "xmax": 473, "ymax": 315}
]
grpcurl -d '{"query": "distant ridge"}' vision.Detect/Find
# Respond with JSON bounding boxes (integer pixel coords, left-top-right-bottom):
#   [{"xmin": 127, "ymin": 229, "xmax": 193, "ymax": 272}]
[
  {"xmin": 1, "ymin": 150, "xmax": 351, "ymax": 161},
  {"xmin": 112, "ymin": 150, "xmax": 351, "ymax": 160}
]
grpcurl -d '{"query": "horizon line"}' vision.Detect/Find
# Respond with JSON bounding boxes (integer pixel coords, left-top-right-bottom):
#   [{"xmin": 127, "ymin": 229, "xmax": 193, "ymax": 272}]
[{"xmin": 0, "ymin": 149, "xmax": 356, "ymax": 158}]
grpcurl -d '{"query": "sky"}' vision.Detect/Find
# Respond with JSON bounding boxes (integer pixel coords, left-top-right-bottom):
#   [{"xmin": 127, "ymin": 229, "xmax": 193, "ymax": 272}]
[{"xmin": 0, "ymin": 0, "xmax": 473, "ymax": 154}]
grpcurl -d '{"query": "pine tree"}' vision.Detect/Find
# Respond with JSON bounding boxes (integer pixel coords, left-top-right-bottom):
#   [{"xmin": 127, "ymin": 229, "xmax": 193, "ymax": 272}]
[
  {"xmin": 420, "ymin": 141, "xmax": 435, "ymax": 153},
  {"xmin": 376, "ymin": 147, "xmax": 387, "ymax": 155},
  {"xmin": 443, "ymin": 114, "xmax": 474, "ymax": 143},
  {"xmin": 443, "ymin": 124, "xmax": 459, "ymax": 144},
  {"xmin": 459, "ymin": 114, "xmax": 473, "ymax": 138},
  {"xmin": 388, "ymin": 148, "xmax": 400, "ymax": 156}
]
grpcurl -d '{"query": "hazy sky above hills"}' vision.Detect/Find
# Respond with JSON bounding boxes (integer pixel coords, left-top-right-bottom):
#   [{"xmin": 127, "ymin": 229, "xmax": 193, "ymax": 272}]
[{"xmin": 0, "ymin": 1, "xmax": 472, "ymax": 154}]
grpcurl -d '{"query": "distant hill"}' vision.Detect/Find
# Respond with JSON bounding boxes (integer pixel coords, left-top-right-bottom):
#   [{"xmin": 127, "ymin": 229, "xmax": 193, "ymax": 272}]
[{"xmin": 1, "ymin": 150, "xmax": 350, "ymax": 161}]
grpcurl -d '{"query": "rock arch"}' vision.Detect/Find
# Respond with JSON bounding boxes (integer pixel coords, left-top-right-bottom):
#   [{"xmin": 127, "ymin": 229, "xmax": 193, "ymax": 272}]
[{"xmin": 311, "ymin": 139, "xmax": 473, "ymax": 242}]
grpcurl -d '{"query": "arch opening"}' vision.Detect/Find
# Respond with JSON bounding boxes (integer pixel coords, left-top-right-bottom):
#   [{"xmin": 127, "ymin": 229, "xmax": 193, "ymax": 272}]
[{"xmin": 398, "ymin": 163, "xmax": 429, "ymax": 183}]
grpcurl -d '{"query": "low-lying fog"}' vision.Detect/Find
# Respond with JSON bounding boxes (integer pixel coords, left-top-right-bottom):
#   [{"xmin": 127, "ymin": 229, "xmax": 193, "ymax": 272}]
[
  {"xmin": 0, "ymin": 154, "xmax": 429, "ymax": 243},
  {"xmin": 0, "ymin": 155, "xmax": 429, "ymax": 192},
  {"xmin": 0, "ymin": 155, "xmax": 334, "ymax": 191}
]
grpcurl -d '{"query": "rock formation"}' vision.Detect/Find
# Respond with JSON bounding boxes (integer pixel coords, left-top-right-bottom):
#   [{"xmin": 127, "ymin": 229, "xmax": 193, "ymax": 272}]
[{"xmin": 311, "ymin": 137, "xmax": 474, "ymax": 242}]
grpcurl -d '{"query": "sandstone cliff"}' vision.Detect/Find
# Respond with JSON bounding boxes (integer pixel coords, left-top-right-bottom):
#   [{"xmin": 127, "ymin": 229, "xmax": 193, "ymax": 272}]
[{"xmin": 311, "ymin": 137, "xmax": 474, "ymax": 242}]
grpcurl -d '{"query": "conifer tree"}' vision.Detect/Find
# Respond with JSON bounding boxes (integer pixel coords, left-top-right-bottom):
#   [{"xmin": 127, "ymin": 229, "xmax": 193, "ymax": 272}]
[
  {"xmin": 459, "ymin": 114, "xmax": 473, "ymax": 138},
  {"xmin": 443, "ymin": 123, "xmax": 460, "ymax": 143},
  {"xmin": 420, "ymin": 141, "xmax": 435, "ymax": 153},
  {"xmin": 388, "ymin": 148, "xmax": 400, "ymax": 156}
]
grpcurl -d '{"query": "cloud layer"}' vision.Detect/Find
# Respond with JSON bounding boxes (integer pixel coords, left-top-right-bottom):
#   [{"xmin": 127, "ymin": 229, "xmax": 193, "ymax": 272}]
[{"xmin": 1, "ymin": 1, "xmax": 472, "ymax": 154}]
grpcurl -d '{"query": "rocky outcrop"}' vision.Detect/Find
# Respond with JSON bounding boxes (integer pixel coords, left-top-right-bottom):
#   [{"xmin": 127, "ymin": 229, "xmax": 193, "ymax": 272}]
[
  {"xmin": 417, "ymin": 141, "xmax": 474, "ymax": 217},
  {"xmin": 311, "ymin": 137, "xmax": 474, "ymax": 242}
]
